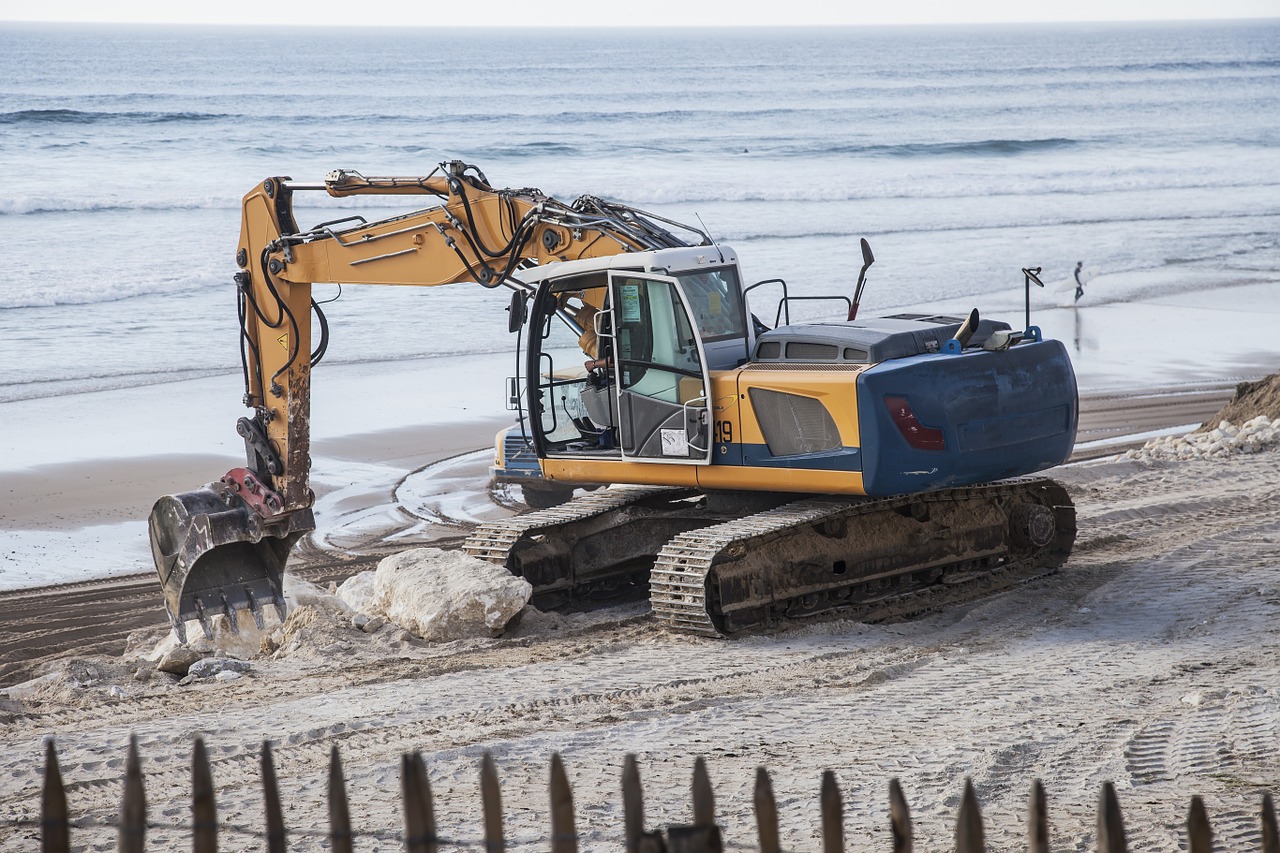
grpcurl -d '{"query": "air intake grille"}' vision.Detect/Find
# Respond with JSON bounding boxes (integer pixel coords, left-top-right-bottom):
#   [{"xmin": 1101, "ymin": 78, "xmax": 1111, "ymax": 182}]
[
  {"xmin": 785, "ymin": 342, "xmax": 838, "ymax": 360},
  {"xmin": 748, "ymin": 388, "xmax": 842, "ymax": 456}
]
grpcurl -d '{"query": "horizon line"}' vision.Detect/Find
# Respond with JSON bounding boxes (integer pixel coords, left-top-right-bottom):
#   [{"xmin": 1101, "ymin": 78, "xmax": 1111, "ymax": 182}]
[{"xmin": 3, "ymin": 16, "xmax": 1279, "ymax": 28}]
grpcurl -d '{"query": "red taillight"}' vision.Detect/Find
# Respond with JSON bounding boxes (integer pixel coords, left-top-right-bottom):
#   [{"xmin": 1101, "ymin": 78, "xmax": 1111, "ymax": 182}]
[{"xmin": 884, "ymin": 396, "xmax": 946, "ymax": 451}]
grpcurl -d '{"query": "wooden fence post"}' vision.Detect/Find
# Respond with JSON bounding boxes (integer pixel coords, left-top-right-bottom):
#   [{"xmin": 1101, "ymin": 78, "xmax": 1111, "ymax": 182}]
[
  {"xmin": 888, "ymin": 778, "xmax": 913, "ymax": 853},
  {"xmin": 1263, "ymin": 793, "xmax": 1279, "ymax": 853},
  {"xmin": 753, "ymin": 767, "xmax": 779, "ymax": 853},
  {"xmin": 623, "ymin": 754, "xmax": 644, "ymax": 853},
  {"xmin": 329, "ymin": 745, "xmax": 354, "ymax": 853},
  {"xmin": 1028, "ymin": 780, "xmax": 1049, "ymax": 853},
  {"xmin": 119, "ymin": 735, "xmax": 146, "ymax": 853},
  {"xmin": 1097, "ymin": 782, "xmax": 1127, "ymax": 853},
  {"xmin": 667, "ymin": 758, "xmax": 721, "ymax": 853},
  {"xmin": 192, "ymin": 737, "xmax": 217, "ymax": 853},
  {"xmin": 550, "ymin": 753, "xmax": 577, "ymax": 853},
  {"xmin": 261, "ymin": 741, "xmax": 287, "ymax": 853},
  {"xmin": 481, "ymin": 751, "xmax": 506, "ymax": 853},
  {"xmin": 955, "ymin": 778, "xmax": 984, "ymax": 853},
  {"xmin": 403, "ymin": 751, "xmax": 438, "ymax": 853},
  {"xmin": 1188, "ymin": 795, "xmax": 1213, "ymax": 853},
  {"xmin": 41, "ymin": 739, "xmax": 69, "ymax": 853},
  {"xmin": 821, "ymin": 770, "xmax": 844, "ymax": 853},
  {"xmin": 692, "ymin": 757, "xmax": 714, "ymax": 828},
  {"xmin": 623, "ymin": 754, "xmax": 666, "ymax": 853}
]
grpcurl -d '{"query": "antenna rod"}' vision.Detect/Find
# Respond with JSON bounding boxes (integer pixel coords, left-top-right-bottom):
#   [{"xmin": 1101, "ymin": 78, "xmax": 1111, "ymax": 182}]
[{"xmin": 1022, "ymin": 266, "xmax": 1044, "ymax": 330}]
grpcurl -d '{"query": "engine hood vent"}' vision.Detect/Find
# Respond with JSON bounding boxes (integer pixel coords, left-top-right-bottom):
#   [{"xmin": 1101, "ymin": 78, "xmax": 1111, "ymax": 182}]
[{"xmin": 752, "ymin": 314, "xmax": 1012, "ymax": 364}]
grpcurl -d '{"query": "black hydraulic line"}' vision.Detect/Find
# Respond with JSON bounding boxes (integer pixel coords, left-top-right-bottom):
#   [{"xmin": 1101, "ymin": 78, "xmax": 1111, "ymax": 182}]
[
  {"xmin": 237, "ymin": 288, "xmax": 263, "ymax": 407},
  {"xmin": 449, "ymin": 223, "xmax": 502, "ymax": 279},
  {"xmin": 448, "ymin": 176, "xmax": 519, "ymax": 259},
  {"xmin": 240, "ymin": 256, "xmax": 286, "ymax": 330},
  {"xmin": 495, "ymin": 218, "xmax": 542, "ymax": 284},
  {"xmin": 500, "ymin": 193, "xmax": 520, "ymax": 244},
  {"xmin": 440, "ymin": 231, "xmax": 503, "ymax": 288},
  {"xmin": 314, "ymin": 283, "xmax": 343, "ymax": 305},
  {"xmin": 310, "ymin": 298, "xmax": 329, "ymax": 367},
  {"xmin": 237, "ymin": 270, "xmax": 282, "ymax": 408},
  {"xmin": 257, "ymin": 248, "xmax": 303, "ymax": 391},
  {"xmin": 439, "ymin": 184, "xmax": 525, "ymax": 277}
]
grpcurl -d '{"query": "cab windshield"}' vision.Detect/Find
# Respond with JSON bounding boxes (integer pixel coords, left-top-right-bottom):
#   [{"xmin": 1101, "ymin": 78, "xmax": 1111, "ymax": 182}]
[{"xmin": 676, "ymin": 267, "xmax": 747, "ymax": 342}]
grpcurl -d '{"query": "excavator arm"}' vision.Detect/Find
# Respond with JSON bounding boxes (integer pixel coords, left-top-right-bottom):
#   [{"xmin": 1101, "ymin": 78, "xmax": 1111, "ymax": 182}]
[{"xmin": 150, "ymin": 160, "xmax": 706, "ymax": 639}]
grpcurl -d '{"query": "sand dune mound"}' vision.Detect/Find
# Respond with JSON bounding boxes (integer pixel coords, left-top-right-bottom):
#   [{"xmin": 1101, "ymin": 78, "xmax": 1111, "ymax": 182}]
[
  {"xmin": 1194, "ymin": 371, "xmax": 1280, "ymax": 433},
  {"xmin": 1126, "ymin": 372, "xmax": 1280, "ymax": 462}
]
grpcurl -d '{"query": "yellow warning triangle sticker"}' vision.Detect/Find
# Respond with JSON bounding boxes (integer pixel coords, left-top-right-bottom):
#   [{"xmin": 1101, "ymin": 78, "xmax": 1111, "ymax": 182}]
[{"xmin": 277, "ymin": 333, "xmax": 289, "ymax": 351}]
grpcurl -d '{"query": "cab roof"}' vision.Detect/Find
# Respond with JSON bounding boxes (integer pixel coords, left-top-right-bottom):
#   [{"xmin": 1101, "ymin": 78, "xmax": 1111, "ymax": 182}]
[{"xmin": 514, "ymin": 245, "xmax": 738, "ymax": 285}]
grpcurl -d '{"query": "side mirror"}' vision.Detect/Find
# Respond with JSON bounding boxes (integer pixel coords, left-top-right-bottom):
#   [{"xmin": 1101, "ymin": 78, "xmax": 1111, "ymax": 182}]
[
  {"xmin": 849, "ymin": 237, "xmax": 876, "ymax": 321},
  {"xmin": 507, "ymin": 290, "xmax": 527, "ymax": 334}
]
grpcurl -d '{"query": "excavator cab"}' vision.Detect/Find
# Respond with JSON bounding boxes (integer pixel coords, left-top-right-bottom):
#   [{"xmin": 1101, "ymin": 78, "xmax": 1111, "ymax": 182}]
[{"xmin": 521, "ymin": 251, "xmax": 750, "ymax": 469}]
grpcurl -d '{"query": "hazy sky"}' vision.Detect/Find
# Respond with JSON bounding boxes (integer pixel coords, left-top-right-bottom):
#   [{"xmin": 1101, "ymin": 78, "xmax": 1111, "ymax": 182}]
[{"xmin": 3, "ymin": 0, "xmax": 1278, "ymax": 27}]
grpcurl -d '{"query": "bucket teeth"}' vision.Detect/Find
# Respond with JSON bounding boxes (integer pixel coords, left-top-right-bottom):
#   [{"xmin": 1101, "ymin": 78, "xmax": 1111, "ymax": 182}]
[
  {"xmin": 219, "ymin": 592, "xmax": 240, "ymax": 635},
  {"xmin": 194, "ymin": 597, "xmax": 213, "ymax": 642},
  {"xmin": 244, "ymin": 587, "xmax": 267, "ymax": 631},
  {"xmin": 169, "ymin": 584, "xmax": 287, "ymax": 641}
]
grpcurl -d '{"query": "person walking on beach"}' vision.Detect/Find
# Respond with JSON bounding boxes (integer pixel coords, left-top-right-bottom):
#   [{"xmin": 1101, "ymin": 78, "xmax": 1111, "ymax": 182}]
[{"xmin": 1074, "ymin": 261, "xmax": 1085, "ymax": 303}]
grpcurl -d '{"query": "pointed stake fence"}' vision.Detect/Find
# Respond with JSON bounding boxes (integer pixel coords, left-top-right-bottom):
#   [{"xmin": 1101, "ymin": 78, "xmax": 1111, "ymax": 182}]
[
  {"xmin": 32, "ymin": 738, "xmax": 1280, "ymax": 852},
  {"xmin": 119, "ymin": 737, "xmax": 145, "ymax": 853}
]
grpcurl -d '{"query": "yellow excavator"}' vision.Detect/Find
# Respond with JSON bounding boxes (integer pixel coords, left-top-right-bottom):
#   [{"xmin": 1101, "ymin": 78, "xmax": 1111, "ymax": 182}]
[{"xmin": 149, "ymin": 160, "xmax": 1078, "ymax": 640}]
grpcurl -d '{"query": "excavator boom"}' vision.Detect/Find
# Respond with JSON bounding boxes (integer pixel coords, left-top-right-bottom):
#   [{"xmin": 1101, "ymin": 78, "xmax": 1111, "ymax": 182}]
[{"xmin": 150, "ymin": 161, "xmax": 709, "ymax": 639}]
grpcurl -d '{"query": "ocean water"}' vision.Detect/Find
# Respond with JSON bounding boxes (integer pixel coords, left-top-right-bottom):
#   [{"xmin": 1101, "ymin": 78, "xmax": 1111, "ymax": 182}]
[{"xmin": 1, "ymin": 21, "xmax": 1278, "ymax": 404}]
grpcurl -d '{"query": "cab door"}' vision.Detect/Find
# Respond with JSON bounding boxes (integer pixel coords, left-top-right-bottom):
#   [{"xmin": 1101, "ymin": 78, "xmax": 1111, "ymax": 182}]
[{"xmin": 608, "ymin": 272, "xmax": 713, "ymax": 464}]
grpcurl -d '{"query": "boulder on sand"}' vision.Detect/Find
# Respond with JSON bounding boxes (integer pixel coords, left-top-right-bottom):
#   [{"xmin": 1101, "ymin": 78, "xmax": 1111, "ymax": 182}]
[{"xmin": 370, "ymin": 548, "xmax": 532, "ymax": 641}]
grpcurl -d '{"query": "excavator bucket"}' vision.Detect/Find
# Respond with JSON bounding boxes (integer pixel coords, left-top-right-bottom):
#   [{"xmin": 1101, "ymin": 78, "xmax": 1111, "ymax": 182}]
[{"xmin": 148, "ymin": 469, "xmax": 314, "ymax": 643}]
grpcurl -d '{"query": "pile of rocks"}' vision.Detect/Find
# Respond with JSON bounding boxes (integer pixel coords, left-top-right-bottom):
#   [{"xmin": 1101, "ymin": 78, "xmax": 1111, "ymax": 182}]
[{"xmin": 1126, "ymin": 415, "xmax": 1279, "ymax": 462}]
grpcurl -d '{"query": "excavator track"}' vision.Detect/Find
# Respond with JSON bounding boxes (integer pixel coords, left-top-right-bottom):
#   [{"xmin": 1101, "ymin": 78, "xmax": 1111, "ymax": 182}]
[
  {"xmin": 651, "ymin": 478, "xmax": 1076, "ymax": 636},
  {"xmin": 466, "ymin": 478, "xmax": 1075, "ymax": 635},
  {"xmin": 463, "ymin": 485, "xmax": 709, "ymax": 600}
]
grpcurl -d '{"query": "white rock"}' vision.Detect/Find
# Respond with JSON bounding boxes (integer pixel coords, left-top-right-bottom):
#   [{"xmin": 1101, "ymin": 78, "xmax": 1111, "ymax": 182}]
[
  {"xmin": 1126, "ymin": 416, "xmax": 1279, "ymax": 462},
  {"xmin": 285, "ymin": 573, "xmax": 354, "ymax": 614},
  {"xmin": 336, "ymin": 571, "xmax": 380, "ymax": 615},
  {"xmin": 371, "ymin": 547, "xmax": 532, "ymax": 642}
]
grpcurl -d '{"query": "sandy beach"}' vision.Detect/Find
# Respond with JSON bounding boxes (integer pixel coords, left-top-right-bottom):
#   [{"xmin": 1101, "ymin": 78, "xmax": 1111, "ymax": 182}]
[{"xmin": 2, "ymin": 441, "xmax": 1280, "ymax": 851}]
